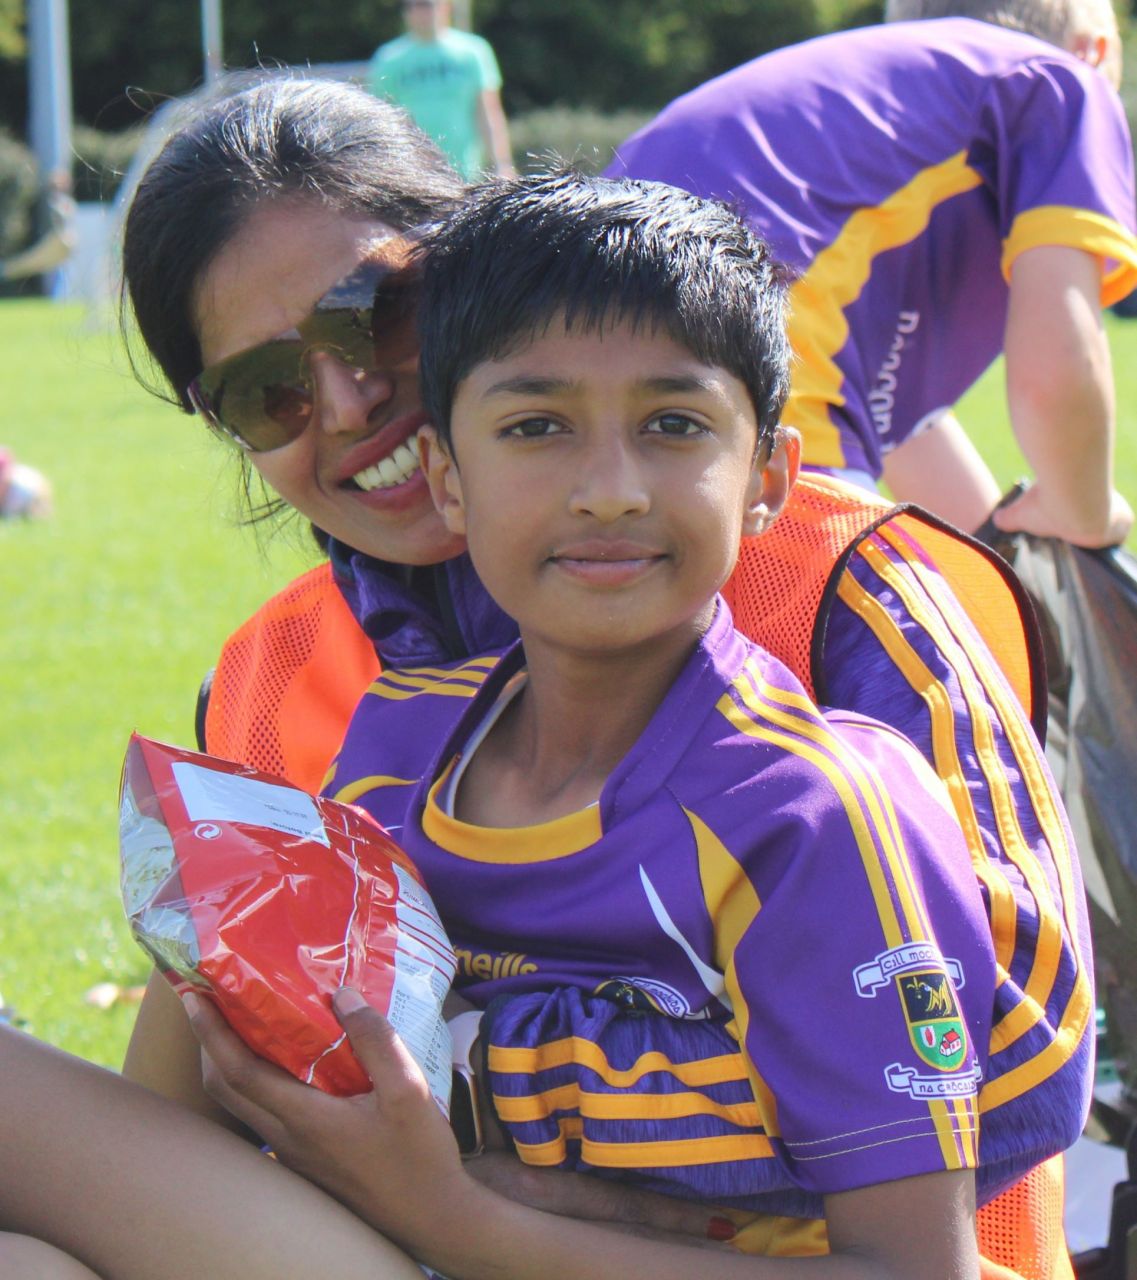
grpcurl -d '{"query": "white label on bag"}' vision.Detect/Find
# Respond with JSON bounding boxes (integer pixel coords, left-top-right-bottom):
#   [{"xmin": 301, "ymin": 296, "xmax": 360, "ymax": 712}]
[
  {"xmin": 171, "ymin": 762, "xmax": 329, "ymax": 846},
  {"xmin": 386, "ymin": 863, "xmax": 457, "ymax": 1114}
]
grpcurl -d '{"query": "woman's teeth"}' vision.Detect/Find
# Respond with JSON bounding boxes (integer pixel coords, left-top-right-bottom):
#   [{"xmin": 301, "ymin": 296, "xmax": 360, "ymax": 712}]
[{"xmin": 352, "ymin": 441, "xmax": 421, "ymax": 492}]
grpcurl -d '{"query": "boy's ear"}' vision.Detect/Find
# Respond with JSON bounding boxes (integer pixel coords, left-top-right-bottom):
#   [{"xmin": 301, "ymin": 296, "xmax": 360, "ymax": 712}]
[
  {"xmin": 420, "ymin": 425, "xmax": 467, "ymax": 536},
  {"xmin": 742, "ymin": 426, "xmax": 800, "ymax": 538}
]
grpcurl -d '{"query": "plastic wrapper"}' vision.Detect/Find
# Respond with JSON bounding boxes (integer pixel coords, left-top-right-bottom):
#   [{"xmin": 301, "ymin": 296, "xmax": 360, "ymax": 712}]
[
  {"xmin": 119, "ymin": 733, "xmax": 456, "ymax": 1107},
  {"xmin": 980, "ymin": 521, "xmax": 1137, "ymax": 1097}
]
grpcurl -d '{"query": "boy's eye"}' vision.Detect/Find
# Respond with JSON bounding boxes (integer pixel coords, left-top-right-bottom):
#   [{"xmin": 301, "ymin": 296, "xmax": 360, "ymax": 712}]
[
  {"xmin": 645, "ymin": 413, "xmax": 705, "ymax": 437},
  {"xmin": 503, "ymin": 417, "xmax": 562, "ymax": 439}
]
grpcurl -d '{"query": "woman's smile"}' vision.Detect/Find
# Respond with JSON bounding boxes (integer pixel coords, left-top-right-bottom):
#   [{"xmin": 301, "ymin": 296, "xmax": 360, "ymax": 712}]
[{"xmin": 193, "ymin": 201, "xmax": 464, "ymax": 566}]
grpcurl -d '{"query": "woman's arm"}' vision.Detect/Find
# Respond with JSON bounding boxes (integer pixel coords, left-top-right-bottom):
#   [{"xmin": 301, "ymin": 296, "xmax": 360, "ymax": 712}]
[
  {"xmin": 0, "ymin": 1023, "xmax": 423, "ymax": 1280},
  {"xmin": 476, "ymin": 89, "xmax": 516, "ymax": 178},
  {"xmin": 185, "ymin": 988, "xmax": 981, "ymax": 1280}
]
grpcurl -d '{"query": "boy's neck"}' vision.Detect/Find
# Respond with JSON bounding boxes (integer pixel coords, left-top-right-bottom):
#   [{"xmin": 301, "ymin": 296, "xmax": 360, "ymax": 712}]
[{"xmin": 453, "ymin": 611, "xmax": 711, "ymax": 829}]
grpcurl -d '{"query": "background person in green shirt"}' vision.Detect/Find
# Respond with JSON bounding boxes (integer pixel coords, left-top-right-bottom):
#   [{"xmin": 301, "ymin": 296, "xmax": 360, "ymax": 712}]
[{"xmin": 368, "ymin": 0, "xmax": 515, "ymax": 178}]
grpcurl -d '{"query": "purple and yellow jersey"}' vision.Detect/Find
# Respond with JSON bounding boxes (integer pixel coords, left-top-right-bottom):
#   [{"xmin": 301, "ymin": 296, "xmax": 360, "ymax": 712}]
[
  {"xmin": 329, "ymin": 602, "xmax": 1080, "ymax": 1213},
  {"xmin": 606, "ymin": 19, "xmax": 1137, "ymax": 476}
]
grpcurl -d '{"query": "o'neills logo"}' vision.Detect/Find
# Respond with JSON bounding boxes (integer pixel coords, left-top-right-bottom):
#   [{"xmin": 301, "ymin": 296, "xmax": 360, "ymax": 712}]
[
  {"xmin": 454, "ymin": 948, "xmax": 537, "ymax": 982},
  {"xmin": 869, "ymin": 310, "xmax": 920, "ymax": 438}
]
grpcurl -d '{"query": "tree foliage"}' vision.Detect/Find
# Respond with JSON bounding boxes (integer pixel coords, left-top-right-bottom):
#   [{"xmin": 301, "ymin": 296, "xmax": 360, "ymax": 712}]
[
  {"xmin": 477, "ymin": 0, "xmax": 821, "ymax": 114},
  {"xmin": 0, "ymin": 0, "xmax": 24, "ymax": 60}
]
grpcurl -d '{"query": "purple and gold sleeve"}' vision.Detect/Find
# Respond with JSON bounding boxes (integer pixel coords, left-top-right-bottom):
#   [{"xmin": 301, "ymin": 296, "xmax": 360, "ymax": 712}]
[
  {"xmin": 979, "ymin": 57, "xmax": 1137, "ymax": 300},
  {"xmin": 721, "ymin": 718, "xmax": 993, "ymax": 1197},
  {"xmin": 820, "ymin": 527, "xmax": 1093, "ymax": 1154}
]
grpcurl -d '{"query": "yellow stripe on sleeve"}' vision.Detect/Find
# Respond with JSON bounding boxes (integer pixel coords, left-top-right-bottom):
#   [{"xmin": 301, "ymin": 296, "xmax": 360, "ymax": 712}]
[
  {"xmin": 870, "ymin": 527, "xmax": 1085, "ymax": 984},
  {"xmin": 928, "ymin": 1098, "xmax": 975, "ymax": 1171},
  {"xmin": 858, "ymin": 530, "xmax": 1093, "ymax": 1104},
  {"xmin": 512, "ymin": 1117, "xmax": 583, "ymax": 1166},
  {"xmin": 736, "ymin": 665, "xmax": 935, "ymax": 940},
  {"xmin": 492, "ymin": 1083, "xmax": 761, "ymax": 1129},
  {"xmin": 724, "ymin": 663, "xmax": 936, "ymax": 947},
  {"xmin": 579, "ymin": 1132, "xmax": 774, "ymax": 1169},
  {"xmin": 684, "ymin": 806, "xmax": 780, "ymax": 1137},
  {"xmin": 512, "ymin": 1124, "xmax": 773, "ymax": 1170},
  {"xmin": 1001, "ymin": 205, "xmax": 1137, "ymax": 305},
  {"xmin": 834, "ymin": 568, "xmax": 1019, "ymax": 973},
  {"xmin": 711, "ymin": 676, "xmax": 949, "ymax": 1143}
]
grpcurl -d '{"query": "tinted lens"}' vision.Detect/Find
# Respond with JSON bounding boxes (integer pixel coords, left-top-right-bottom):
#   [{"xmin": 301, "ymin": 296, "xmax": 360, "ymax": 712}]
[
  {"xmin": 196, "ymin": 340, "xmax": 316, "ymax": 452},
  {"xmin": 369, "ymin": 263, "xmax": 421, "ymax": 365},
  {"xmin": 313, "ymin": 256, "xmax": 421, "ymax": 371},
  {"xmin": 189, "ymin": 247, "xmax": 424, "ymax": 452}
]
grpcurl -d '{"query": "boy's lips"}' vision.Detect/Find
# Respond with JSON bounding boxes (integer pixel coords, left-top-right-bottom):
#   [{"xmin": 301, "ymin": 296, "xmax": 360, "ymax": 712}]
[{"xmin": 548, "ymin": 539, "xmax": 668, "ymax": 586}]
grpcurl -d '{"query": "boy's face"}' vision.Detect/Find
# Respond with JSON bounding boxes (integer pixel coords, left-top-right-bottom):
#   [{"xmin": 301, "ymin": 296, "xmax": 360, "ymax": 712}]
[{"xmin": 426, "ymin": 319, "xmax": 796, "ymax": 659}]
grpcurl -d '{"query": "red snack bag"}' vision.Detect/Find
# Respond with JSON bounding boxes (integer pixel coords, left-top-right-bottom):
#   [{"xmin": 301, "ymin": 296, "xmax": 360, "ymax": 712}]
[{"xmin": 119, "ymin": 734, "xmax": 456, "ymax": 1107}]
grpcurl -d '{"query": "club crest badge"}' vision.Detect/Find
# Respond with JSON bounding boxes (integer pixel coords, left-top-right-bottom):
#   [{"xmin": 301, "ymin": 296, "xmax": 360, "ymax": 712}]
[
  {"xmin": 896, "ymin": 969, "xmax": 968, "ymax": 1072},
  {"xmin": 853, "ymin": 944, "xmax": 979, "ymax": 1096}
]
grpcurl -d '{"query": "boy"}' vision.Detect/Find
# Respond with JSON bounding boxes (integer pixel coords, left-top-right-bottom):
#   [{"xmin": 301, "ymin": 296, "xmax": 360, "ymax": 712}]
[{"xmin": 292, "ymin": 173, "xmax": 1076, "ymax": 1270}]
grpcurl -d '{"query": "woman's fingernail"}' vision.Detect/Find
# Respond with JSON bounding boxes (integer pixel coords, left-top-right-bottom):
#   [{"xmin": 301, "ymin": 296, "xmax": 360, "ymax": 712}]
[
  {"xmin": 181, "ymin": 992, "xmax": 201, "ymax": 1019},
  {"xmin": 707, "ymin": 1216, "xmax": 737, "ymax": 1242},
  {"xmin": 334, "ymin": 987, "xmax": 367, "ymax": 1015}
]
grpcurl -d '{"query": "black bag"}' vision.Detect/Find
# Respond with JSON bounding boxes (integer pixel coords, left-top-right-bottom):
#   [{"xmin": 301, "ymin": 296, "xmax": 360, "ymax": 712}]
[{"xmin": 979, "ymin": 517, "xmax": 1137, "ymax": 1100}]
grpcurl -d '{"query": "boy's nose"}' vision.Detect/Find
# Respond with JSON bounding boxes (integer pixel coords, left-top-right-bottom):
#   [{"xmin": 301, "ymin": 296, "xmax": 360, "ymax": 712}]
[
  {"xmin": 307, "ymin": 350, "xmax": 398, "ymax": 436},
  {"xmin": 569, "ymin": 439, "xmax": 651, "ymax": 522}
]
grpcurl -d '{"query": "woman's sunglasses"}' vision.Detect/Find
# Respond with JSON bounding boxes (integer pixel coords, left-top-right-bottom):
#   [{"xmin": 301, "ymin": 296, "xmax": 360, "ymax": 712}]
[{"xmin": 186, "ymin": 241, "xmax": 422, "ymax": 453}]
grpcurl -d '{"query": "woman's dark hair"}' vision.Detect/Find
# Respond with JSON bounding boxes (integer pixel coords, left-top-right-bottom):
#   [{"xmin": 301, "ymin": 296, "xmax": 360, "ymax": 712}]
[
  {"xmin": 419, "ymin": 170, "xmax": 791, "ymax": 455},
  {"xmin": 121, "ymin": 74, "xmax": 466, "ymax": 413}
]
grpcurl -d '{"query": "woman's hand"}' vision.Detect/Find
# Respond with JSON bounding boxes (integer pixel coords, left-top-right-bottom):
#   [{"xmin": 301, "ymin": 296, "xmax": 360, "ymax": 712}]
[
  {"xmin": 183, "ymin": 989, "xmax": 735, "ymax": 1252},
  {"xmin": 181, "ymin": 989, "xmax": 479, "ymax": 1252}
]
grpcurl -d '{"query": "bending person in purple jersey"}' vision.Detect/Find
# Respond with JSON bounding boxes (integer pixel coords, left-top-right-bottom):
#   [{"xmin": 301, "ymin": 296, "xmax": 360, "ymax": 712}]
[
  {"xmin": 607, "ymin": 0, "xmax": 1137, "ymax": 545},
  {"xmin": 178, "ymin": 173, "xmax": 1080, "ymax": 1277}
]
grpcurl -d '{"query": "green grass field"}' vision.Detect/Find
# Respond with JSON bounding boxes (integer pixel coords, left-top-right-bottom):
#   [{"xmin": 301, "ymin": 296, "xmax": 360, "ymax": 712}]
[
  {"xmin": 0, "ymin": 300, "xmax": 312, "ymax": 1064},
  {"xmin": 2, "ymin": 298, "xmax": 1136, "ymax": 1071}
]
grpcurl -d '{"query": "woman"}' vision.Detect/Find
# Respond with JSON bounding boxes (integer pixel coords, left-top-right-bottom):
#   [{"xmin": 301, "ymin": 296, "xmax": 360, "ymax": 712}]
[{"xmin": 0, "ymin": 74, "xmax": 1083, "ymax": 1278}]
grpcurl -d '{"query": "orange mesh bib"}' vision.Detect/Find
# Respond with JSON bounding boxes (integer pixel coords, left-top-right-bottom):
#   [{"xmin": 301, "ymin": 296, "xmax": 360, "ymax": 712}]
[
  {"xmin": 722, "ymin": 476, "xmax": 895, "ymax": 695},
  {"xmin": 977, "ymin": 1156, "xmax": 1073, "ymax": 1280},
  {"xmin": 203, "ymin": 563, "xmax": 379, "ymax": 794},
  {"xmin": 723, "ymin": 474, "xmax": 1042, "ymax": 730}
]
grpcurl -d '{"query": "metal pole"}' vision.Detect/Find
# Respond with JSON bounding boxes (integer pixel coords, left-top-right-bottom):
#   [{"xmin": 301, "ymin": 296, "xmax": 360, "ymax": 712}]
[
  {"xmin": 27, "ymin": 0, "xmax": 72, "ymax": 186},
  {"xmin": 202, "ymin": 0, "xmax": 223, "ymax": 83},
  {"xmin": 26, "ymin": 0, "xmax": 72, "ymax": 294}
]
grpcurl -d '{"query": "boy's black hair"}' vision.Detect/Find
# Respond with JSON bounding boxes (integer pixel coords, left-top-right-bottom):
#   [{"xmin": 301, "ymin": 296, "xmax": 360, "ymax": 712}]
[{"xmin": 418, "ymin": 170, "xmax": 791, "ymax": 453}]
